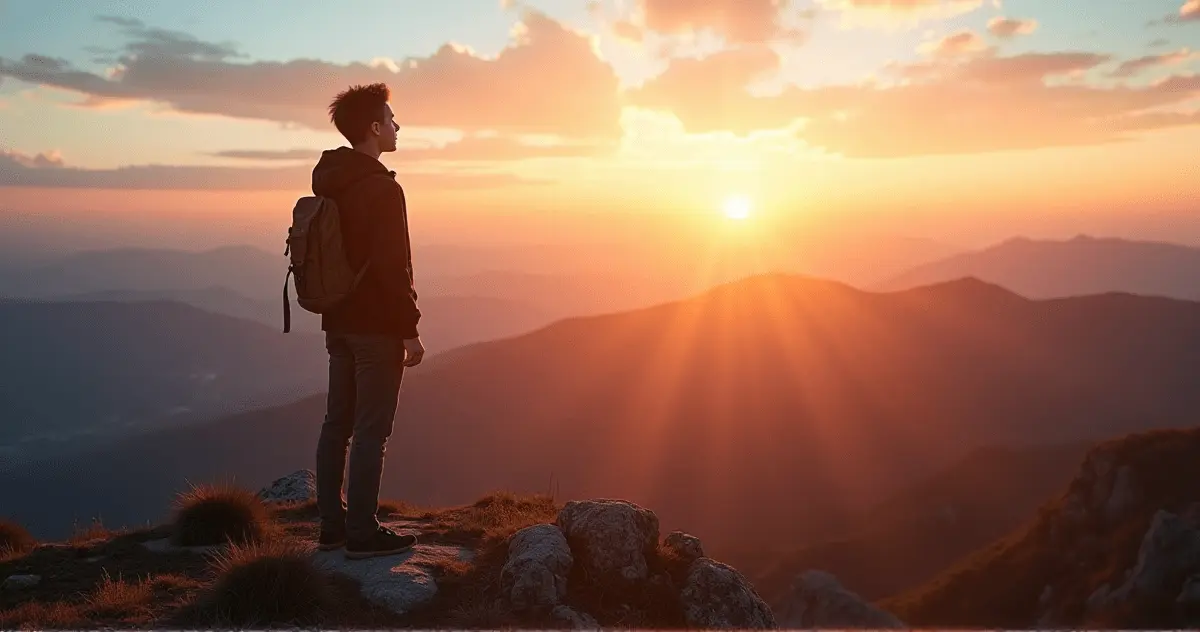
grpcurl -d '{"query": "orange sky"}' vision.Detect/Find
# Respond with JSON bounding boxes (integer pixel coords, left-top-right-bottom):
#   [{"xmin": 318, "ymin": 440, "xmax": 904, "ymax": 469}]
[{"xmin": 1, "ymin": 0, "xmax": 1199, "ymax": 251}]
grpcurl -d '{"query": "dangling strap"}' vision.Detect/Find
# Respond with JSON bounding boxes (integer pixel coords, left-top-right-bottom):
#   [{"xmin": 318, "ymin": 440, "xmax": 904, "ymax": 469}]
[{"xmin": 283, "ymin": 267, "xmax": 293, "ymax": 334}]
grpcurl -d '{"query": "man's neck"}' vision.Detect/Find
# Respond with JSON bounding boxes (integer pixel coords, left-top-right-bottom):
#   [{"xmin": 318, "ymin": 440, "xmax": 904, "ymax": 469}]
[{"xmin": 352, "ymin": 143, "xmax": 381, "ymax": 160}]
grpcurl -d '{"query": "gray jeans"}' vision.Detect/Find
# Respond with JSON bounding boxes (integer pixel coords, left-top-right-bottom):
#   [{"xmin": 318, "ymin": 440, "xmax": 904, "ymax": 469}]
[{"xmin": 316, "ymin": 332, "xmax": 405, "ymax": 541}]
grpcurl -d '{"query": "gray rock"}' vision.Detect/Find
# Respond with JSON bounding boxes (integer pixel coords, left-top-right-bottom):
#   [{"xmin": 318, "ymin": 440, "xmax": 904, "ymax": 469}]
[
  {"xmin": 778, "ymin": 570, "xmax": 904, "ymax": 629},
  {"xmin": 312, "ymin": 522, "xmax": 473, "ymax": 616},
  {"xmin": 500, "ymin": 524, "xmax": 573, "ymax": 611},
  {"xmin": 1103, "ymin": 466, "xmax": 1139, "ymax": 523},
  {"xmin": 1108, "ymin": 509, "xmax": 1200, "ymax": 604},
  {"xmin": 258, "ymin": 470, "xmax": 317, "ymax": 504},
  {"xmin": 141, "ymin": 538, "xmax": 224, "ymax": 555},
  {"xmin": 680, "ymin": 557, "xmax": 776, "ymax": 629},
  {"xmin": 665, "ymin": 531, "xmax": 705, "ymax": 564},
  {"xmin": 1085, "ymin": 583, "xmax": 1112, "ymax": 615},
  {"xmin": 1177, "ymin": 574, "xmax": 1200, "ymax": 605},
  {"xmin": 1039, "ymin": 584, "xmax": 1054, "ymax": 606},
  {"xmin": 556, "ymin": 499, "xmax": 659, "ymax": 584},
  {"xmin": 551, "ymin": 604, "xmax": 601, "ymax": 629},
  {"xmin": 1, "ymin": 574, "xmax": 41, "ymax": 590}
]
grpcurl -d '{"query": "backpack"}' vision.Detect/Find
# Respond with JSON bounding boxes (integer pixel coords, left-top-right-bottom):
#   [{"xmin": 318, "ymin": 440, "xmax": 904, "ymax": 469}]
[{"xmin": 282, "ymin": 196, "xmax": 368, "ymax": 333}]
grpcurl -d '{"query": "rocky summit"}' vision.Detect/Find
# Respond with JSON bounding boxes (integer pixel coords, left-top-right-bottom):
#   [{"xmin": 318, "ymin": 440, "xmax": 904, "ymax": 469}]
[{"xmin": 0, "ymin": 477, "xmax": 897, "ymax": 629}]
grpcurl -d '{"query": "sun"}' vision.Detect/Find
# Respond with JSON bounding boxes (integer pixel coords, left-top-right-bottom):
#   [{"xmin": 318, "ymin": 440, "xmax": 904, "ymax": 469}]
[{"xmin": 722, "ymin": 194, "xmax": 753, "ymax": 220}]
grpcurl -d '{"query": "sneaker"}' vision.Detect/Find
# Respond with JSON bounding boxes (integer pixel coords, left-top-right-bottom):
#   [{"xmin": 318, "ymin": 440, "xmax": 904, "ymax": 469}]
[
  {"xmin": 317, "ymin": 526, "xmax": 347, "ymax": 551},
  {"xmin": 345, "ymin": 526, "xmax": 417, "ymax": 560}
]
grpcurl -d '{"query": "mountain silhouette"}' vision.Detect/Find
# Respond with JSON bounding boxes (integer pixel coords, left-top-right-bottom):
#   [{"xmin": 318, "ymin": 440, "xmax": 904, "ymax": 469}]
[
  {"xmin": 0, "ymin": 300, "xmax": 326, "ymax": 458},
  {"xmin": 881, "ymin": 235, "xmax": 1200, "ymax": 300},
  {"xmin": 5, "ymin": 274, "xmax": 1200, "ymax": 554}
]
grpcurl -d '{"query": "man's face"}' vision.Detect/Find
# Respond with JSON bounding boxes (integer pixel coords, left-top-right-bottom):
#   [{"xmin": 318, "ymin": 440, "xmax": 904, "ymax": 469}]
[{"xmin": 375, "ymin": 103, "xmax": 399, "ymax": 153}]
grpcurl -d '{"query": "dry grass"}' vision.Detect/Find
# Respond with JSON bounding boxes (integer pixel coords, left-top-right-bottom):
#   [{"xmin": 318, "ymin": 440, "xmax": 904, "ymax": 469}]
[
  {"xmin": 0, "ymin": 572, "xmax": 205, "ymax": 629},
  {"xmin": 420, "ymin": 491, "xmax": 559, "ymax": 546},
  {"xmin": 0, "ymin": 600, "xmax": 86, "ymax": 629},
  {"xmin": 0, "ymin": 519, "xmax": 36, "ymax": 558},
  {"xmin": 170, "ymin": 482, "xmax": 274, "ymax": 547},
  {"xmin": 68, "ymin": 519, "xmax": 126, "ymax": 546},
  {"xmin": 188, "ymin": 538, "xmax": 328, "ymax": 627}
]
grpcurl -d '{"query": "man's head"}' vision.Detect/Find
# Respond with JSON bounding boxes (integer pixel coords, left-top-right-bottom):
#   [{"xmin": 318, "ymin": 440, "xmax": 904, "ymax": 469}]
[{"xmin": 327, "ymin": 83, "xmax": 398, "ymax": 155}]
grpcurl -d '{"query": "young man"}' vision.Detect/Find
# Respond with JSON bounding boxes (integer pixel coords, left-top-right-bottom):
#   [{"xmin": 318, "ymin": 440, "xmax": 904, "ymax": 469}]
[{"xmin": 311, "ymin": 83, "xmax": 425, "ymax": 559}]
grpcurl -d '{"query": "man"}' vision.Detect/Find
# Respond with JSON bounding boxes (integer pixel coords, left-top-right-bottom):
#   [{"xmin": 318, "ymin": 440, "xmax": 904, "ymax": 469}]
[{"xmin": 310, "ymin": 83, "xmax": 424, "ymax": 559}]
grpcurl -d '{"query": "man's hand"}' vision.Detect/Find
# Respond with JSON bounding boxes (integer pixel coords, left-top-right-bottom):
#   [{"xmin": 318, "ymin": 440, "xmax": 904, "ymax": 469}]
[{"xmin": 401, "ymin": 337, "xmax": 425, "ymax": 367}]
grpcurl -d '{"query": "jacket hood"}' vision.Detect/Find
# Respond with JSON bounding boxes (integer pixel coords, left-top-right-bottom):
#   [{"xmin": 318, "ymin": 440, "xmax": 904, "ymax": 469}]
[{"xmin": 311, "ymin": 147, "xmax": 391, "ymax": 196}]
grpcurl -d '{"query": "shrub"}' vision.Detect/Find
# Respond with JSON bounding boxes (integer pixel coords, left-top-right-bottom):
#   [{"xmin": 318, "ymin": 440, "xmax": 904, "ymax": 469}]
[
  {"xmin": 203, "ymin": 539, "xmax": 329, "ymax": 627},
  {"xmin": 170, "ymin": 483, "xmax": 272, "ymax": 547},
  {"xmin": 0, "ymin": 518, "xmax": 36, "ymax": 557}
]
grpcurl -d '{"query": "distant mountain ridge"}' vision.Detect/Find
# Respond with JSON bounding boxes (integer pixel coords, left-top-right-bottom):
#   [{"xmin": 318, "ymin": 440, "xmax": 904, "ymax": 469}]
[
  {"xmin": 7, "ymin": 273, "xmax": 1200, "ymax": 554},
  {"xmin": 0, "ymin": 299, "xmax": 326, "ymax": 456},
  {"xmin": 881, "ymin": 235, "xmax": 1200, "ymax": 300}
]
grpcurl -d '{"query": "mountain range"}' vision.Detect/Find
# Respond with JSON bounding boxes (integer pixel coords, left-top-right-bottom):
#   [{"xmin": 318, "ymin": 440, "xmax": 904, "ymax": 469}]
[
  {"xmin": 881, "ymin": 235, "xmax": 1200, "ymax": 300},
  {"xmin": 6, "ymin": 273, "xmax": 1200, "ymax": 555}
]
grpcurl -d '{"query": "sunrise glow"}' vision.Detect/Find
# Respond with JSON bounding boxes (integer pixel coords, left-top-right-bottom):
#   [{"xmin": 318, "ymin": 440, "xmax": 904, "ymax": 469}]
[{"xmin": 723, "ymin": 195, "xmax": 753, "ymax": 221}]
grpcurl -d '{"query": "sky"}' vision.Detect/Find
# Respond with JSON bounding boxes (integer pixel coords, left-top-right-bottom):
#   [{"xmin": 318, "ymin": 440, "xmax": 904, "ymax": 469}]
[{"xmin": 1, "ymin": 0, "xmax": 1199, "ymax": 252}]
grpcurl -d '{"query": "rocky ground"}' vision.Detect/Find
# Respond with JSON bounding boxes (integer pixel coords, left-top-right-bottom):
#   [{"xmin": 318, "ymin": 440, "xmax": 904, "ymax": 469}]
[{"xmin": 0, "ymin": 470, "xmax": 899, "ymax": 629}]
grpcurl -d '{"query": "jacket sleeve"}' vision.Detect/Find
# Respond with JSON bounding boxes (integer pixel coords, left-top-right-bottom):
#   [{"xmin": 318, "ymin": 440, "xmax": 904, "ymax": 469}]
[{"xmin": 367, "ymin": 179, "xmax": 420, "ymax": 338}]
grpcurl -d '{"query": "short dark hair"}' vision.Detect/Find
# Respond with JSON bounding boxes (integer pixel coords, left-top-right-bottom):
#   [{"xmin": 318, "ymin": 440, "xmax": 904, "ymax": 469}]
[{"xmin": 327, "ymin": 83, "xmax": 390, "ymax": 145}]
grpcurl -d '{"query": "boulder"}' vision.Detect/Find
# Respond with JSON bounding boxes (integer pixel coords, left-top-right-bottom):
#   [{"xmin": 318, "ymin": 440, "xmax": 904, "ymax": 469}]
[
  {"xmin": 556, "ymin": 499, "xmax": 658, "ymax": 584},
  {"xmin": 679, "ymin": 557, "xmax": 776, "ymax": 629},
  {"xmin": 664, "ymin": 531, "xmax": 705, "ymax": 564},
  {"xmin": 551, "ymin": 604, "xmax": 601, "ymax": 629},
  {"xmin": 1, "ymin": 574, "xmax": 41, "ymax": 591},
  {"xmin": 312, "ymin": 521, "xmax": 473, "ymax": 616},
  {"xmin": 1106, "ymin": 508, "xmax": 1200, "ymax": 604},
  {"xmin": 1103, "ymin": 466, "xmax": 1139, "ymax": 523},
  {"xmin": 778, "ymin": 570, "xmax": 905, "ymax": 629},
  {"xmin": 257, "ymin": 470, "xmax": 316, "ymax": 504},
  {"xmin": 500, "ymin": 524, "xmax": 573, "ymax": 611}
]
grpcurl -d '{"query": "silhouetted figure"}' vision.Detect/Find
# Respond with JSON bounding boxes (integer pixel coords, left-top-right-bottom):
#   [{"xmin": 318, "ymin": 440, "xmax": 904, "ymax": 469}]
[{"xmin": 310, "ymin": 83, "xmax": 423, "ymax": 559}]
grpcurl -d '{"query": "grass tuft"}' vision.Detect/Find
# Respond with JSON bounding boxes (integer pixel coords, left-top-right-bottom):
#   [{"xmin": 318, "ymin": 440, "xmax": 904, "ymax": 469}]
[
  {"xmin": 0, "ymin": 518, "xmax": 36, "ymax": 558},
  {"xmin": 170, "ymin": 482, "xmax": 273, "ymax": 547},
  {"xmin": 198, "ymin": 538, "xmax": 329, "ymax": 627}
]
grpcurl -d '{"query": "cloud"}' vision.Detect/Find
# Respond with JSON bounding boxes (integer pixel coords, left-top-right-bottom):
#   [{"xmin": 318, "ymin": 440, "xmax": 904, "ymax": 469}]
[
  {"xmin": 92, "ymin": 15, "xmax": 242, "ymax": 62},
  {"xmin": 625, "ymin": 46, "xmax": 785, "ymax": 135},
  {"xmin": 1111, "ymin": 48, "xmax": 1199, "ymax": 78},
  {"xmin": 639, "ymin": 0, "xmax": 788, "ymax": 43},
  {"xmin": 918, "ymin": 30, "xmax": 990, "ymax": 57},
  {"xmin": 1183, "ymin": 0, "xmax": 1200, "ymax": 21},
  {"xmin": 0, "ymin": 149, "xmax": 542, "ymax": 190},
  {"xmin": 987, "ymin": 16, "xmax": 1038, "ymax": 38},
  {"xmin": 819, "ymin": 0, "xmax": 983, "ymax": 28},
  {"xmin": 210, "ymin": 136, "xmax": 614, "ymax": 162},
  {"xmin": 0, "ymin": 11, "xmax": 622, "ymax": 139},
  {"xmin": 628, "ymin": 50, "xmax": 1200, "ymax": 157}
]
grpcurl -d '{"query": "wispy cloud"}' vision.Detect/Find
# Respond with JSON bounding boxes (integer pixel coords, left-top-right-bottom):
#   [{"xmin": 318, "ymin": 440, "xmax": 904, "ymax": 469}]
[
  {"xmin": 987, "ymin": 16, "xmax": 1038, "ymax": 38},
  {"xmin": 1110, "ymin": 48, "xmax": 1199, "ymax": 78},
  {"xmin": 0, "ymin": 148, "xmax": 543, "ymax": 190}
]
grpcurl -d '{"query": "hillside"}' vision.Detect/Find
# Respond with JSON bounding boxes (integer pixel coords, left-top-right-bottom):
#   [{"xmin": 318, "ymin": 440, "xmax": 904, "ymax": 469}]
[
  {"xmin": 0, "ymin": 300, "xmax": 325, "ymax": 454},
  {"xmin": 746, "ymin": 441, "xmax": 1090, "ymax": 607},
  {"xmin": 880, "ymin": 426, "xmax": 1200, "ymax": 628},
  {"xmin": 881, "ymin": 235, "xmax": 1200, "ymax": 300},
  {"xmin": 7, "ymin": 274, "xmax": 1200, "ymax": 554}
]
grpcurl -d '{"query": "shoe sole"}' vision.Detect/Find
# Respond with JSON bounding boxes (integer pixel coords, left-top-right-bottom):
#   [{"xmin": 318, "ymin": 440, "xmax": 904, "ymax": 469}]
[
  {"xmin": 344, "ymin": 542, "xmax": 416, "ymax": 560},
  {"xmin": 317, "ymin": 541, "xmax": 346, "ymax": 551}
]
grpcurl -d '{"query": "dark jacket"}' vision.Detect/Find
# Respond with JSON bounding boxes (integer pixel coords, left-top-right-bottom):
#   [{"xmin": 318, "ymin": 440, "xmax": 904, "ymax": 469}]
[{"xmin": 311, "ymin": 147, "xmax": 420, "ymax": 338}]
